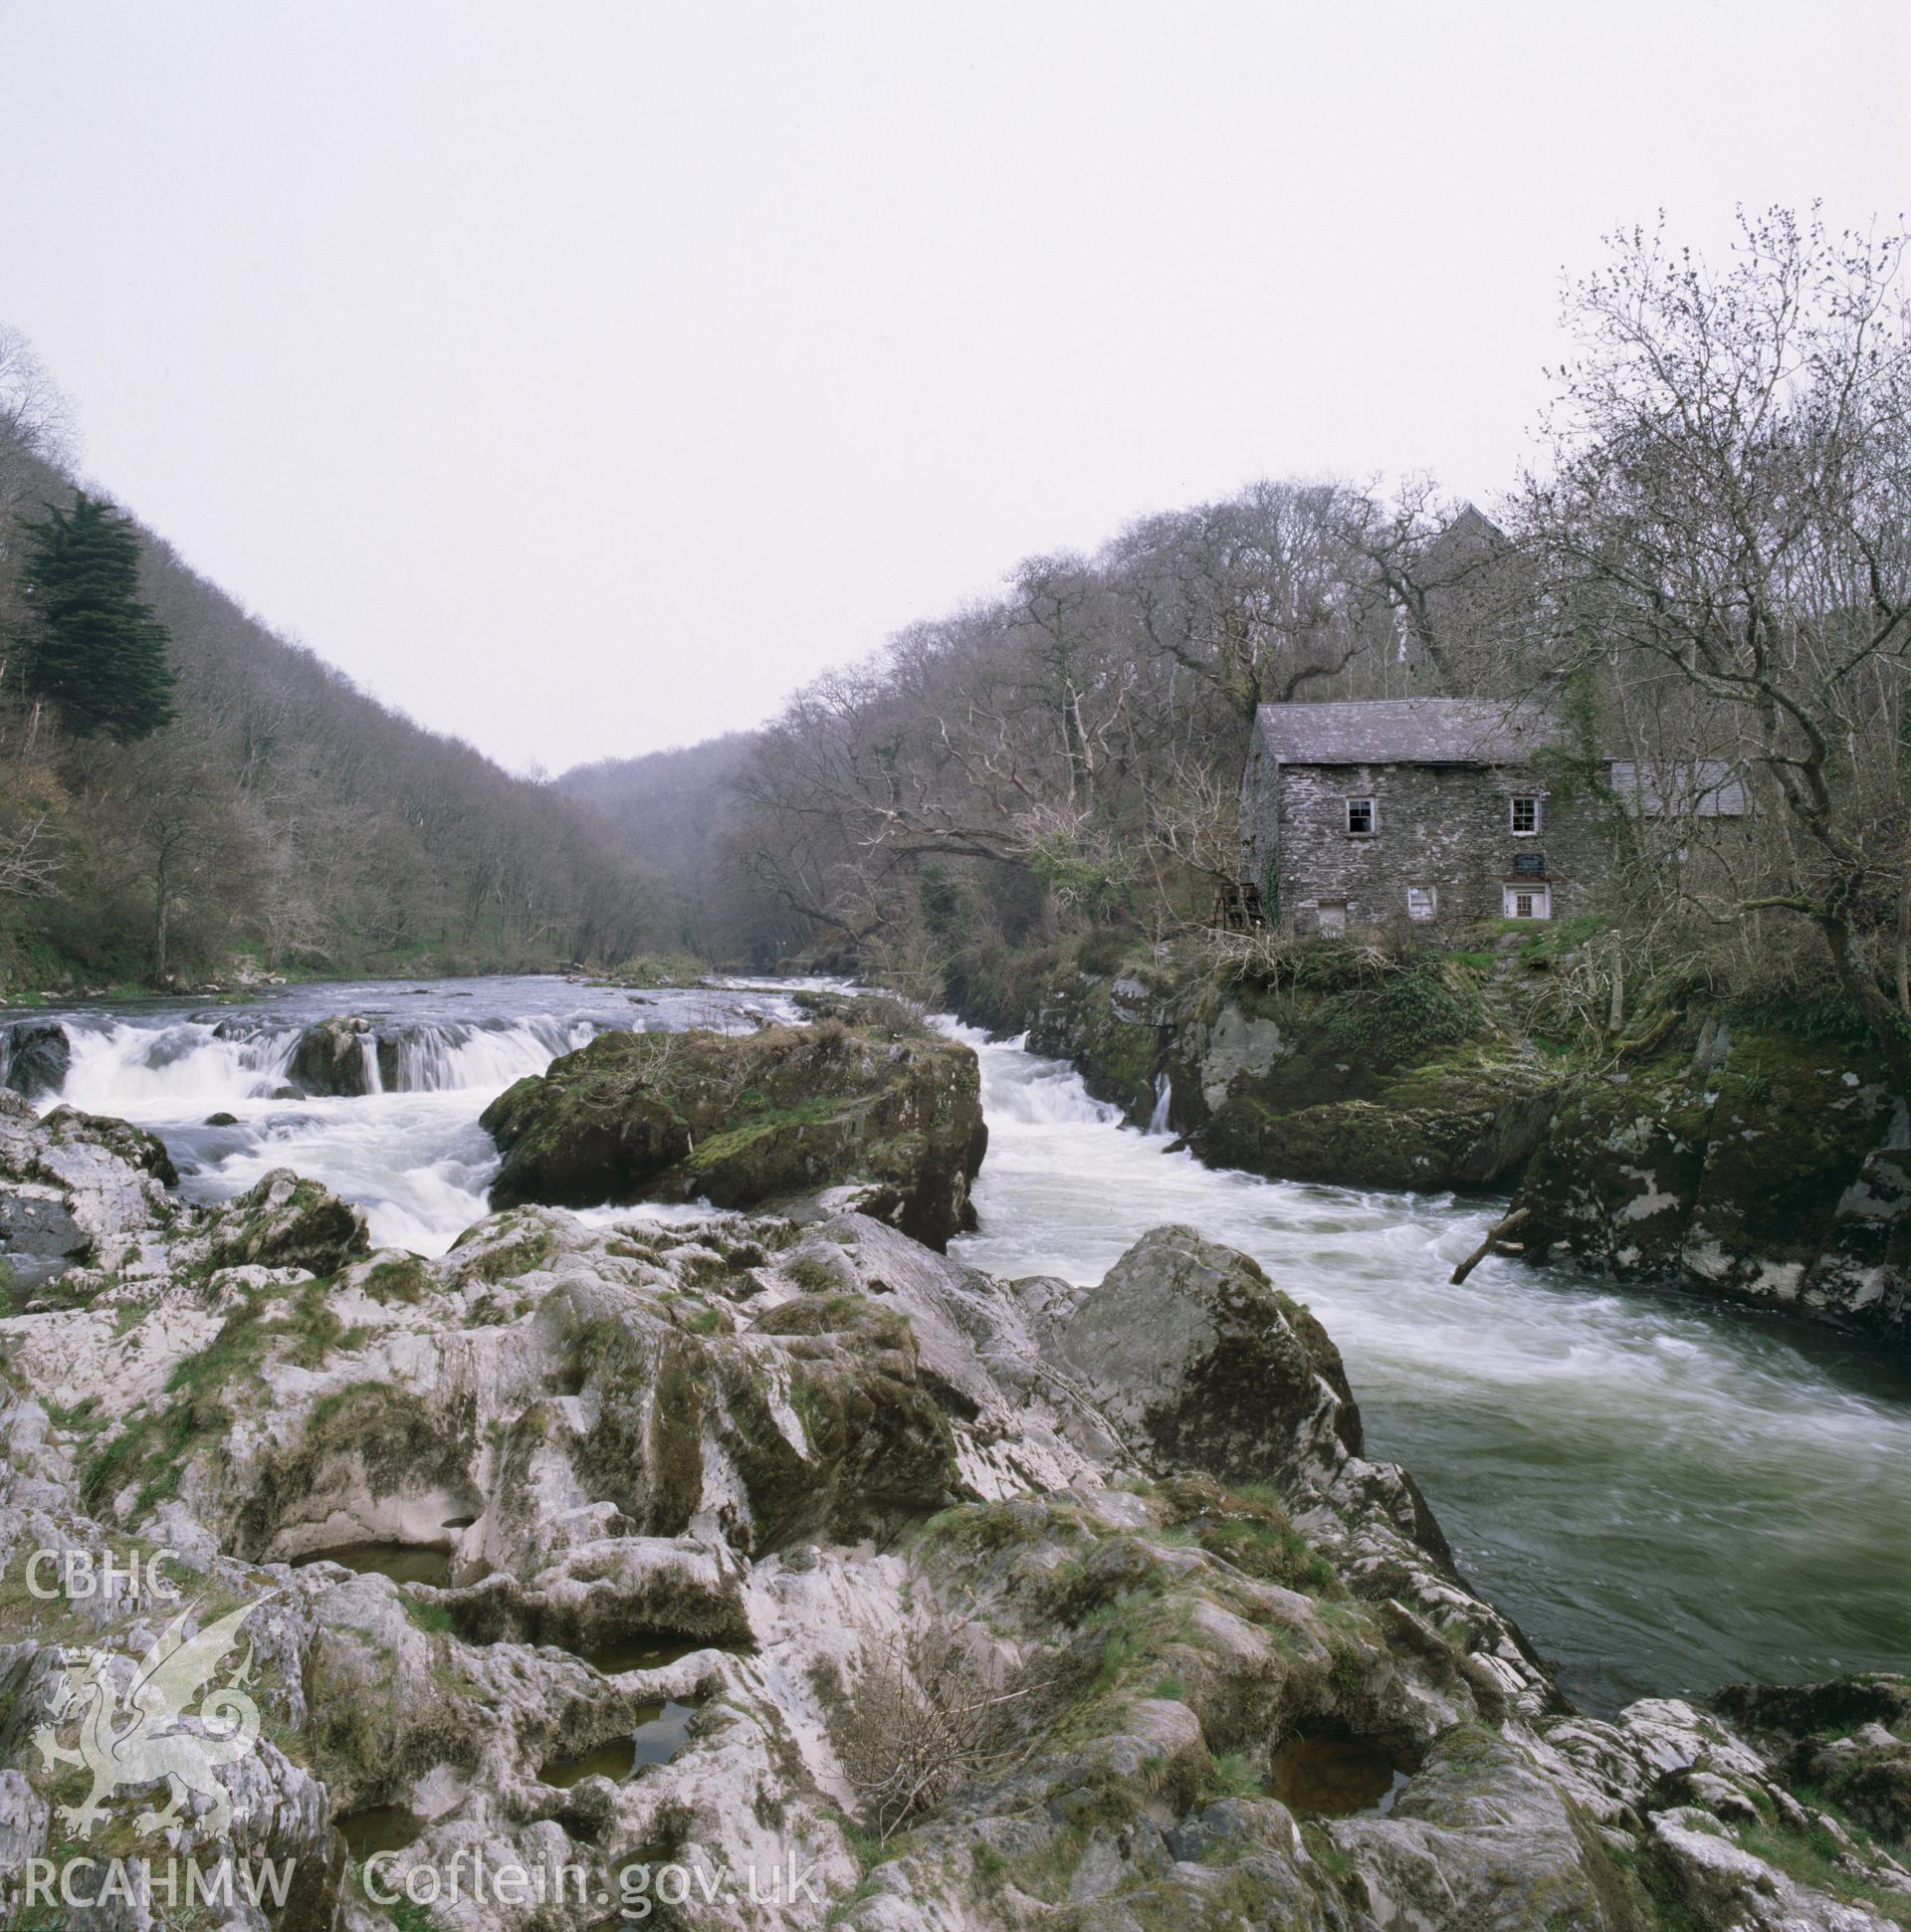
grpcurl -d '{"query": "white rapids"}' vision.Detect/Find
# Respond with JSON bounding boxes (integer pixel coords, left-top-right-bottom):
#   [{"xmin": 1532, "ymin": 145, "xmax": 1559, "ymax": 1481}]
[{"xmin": 21, "ymin": 976, "xmax": 800, "ymax": 1257}]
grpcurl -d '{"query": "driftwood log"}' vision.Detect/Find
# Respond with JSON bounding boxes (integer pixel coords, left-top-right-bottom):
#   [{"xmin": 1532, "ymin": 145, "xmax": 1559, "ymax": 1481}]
[{"xmin": 1450, "ymin": 1206, "xmax": 1531, "ymax": 1286}]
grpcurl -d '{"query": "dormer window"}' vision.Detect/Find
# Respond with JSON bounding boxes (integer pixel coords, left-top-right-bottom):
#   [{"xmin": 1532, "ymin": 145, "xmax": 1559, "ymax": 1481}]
[
  {"xmin": 1510, "ymin": 794, "xmax": 1542, "ymax": 835},
  {"xmin": 1346, "ymin": 797, "xmax": 1378, "ymax": 835}
]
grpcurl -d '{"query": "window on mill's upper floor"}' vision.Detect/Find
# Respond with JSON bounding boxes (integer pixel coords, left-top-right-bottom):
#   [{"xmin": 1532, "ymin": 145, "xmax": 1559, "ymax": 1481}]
[
  {"xmin": 1510, "ymin": 794, "xmax": 1541, "ymax": 835},
  {"xmin": 1346, "ymin": 796, "xmax": 1377, "ymax": 835}
]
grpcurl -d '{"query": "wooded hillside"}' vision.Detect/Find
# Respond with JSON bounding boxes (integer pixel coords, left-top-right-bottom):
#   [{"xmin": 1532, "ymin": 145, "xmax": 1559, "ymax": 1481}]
[{"xmin": 0, "ymin": 330, "xmax": 674, "ymax": 993}]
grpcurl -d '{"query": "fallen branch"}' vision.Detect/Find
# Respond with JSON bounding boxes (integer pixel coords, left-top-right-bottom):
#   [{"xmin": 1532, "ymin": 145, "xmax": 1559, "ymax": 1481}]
[
  {"xmin": 1450, "ymin": 1207, "xmax": 1530, "ymax": 1286},
  {"xmin": 1613, "ymin": 1010, "xmax": 1677, "ymax": 1057}
]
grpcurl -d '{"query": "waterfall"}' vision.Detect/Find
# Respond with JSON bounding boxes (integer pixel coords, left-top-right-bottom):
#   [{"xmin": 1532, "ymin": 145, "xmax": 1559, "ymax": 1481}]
[
  {"xmin": 941, "ymin": 1027, "xmax": 1124, "ymax": 1129},
  {"xmin": 58, "ymin": 1018, "xmax": 302, "ymax": 1113},
  {"xmin": 43, "ymin": 1014, "xmax": 595, "ymax": 1113},
  {"xmin": 377, "ymin": 1017, "xmax": 591, "ymax": 1093},
  {"xmin": 1146, "ymin": 1070, "xmax": 1171, "ymax": 1136}
]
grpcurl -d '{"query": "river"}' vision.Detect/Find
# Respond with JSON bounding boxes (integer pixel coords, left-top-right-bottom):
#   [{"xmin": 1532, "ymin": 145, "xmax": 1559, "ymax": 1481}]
[
  {"xmin": 12, "ymin": 975, "xmax": 806, "ymax": 1254},
  {"xmin": 6, "ymin": 975, "xmax": 1908, "ymax": 1714}
]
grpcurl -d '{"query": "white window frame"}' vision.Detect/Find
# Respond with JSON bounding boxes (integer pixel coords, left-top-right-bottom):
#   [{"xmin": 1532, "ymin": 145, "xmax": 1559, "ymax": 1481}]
[
  {"xmin": 1503, "ymin": 884, "xmax": 1551, "ymax": 920},
  {"xmin": 1345, "ymin": 796, "xmax": 1379, "ymax": 835},
  {"xmin": 1509, "ymin": 794, "xmax": 1542, "ymax": 835},
  {"xmin": 1405, "ymin": 885, "xmax": 1437, "ymax": 922},
  {"xmin": 1317, "ymin": 902, "xmax": 1349, "ymax": 937}
]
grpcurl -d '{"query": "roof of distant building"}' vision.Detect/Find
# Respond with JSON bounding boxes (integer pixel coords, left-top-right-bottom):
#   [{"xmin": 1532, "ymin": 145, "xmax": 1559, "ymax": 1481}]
[{"xmin": 1609, "ymin": 759, "xmax": 1748, "ymax": 817}]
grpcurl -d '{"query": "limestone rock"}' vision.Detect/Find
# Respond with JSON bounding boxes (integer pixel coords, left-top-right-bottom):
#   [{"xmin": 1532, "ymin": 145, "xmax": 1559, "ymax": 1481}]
[
  {"xmin": 0, "ymin": 1160, "xmax": 1898, "ymax": 1929},
  {"xmin": 1512, "ymin": 1026, "xmax": 1907, "ymax": 1342},
  {"xmin": 0, "ymin": 1097, "xmax": 177, "ymax": 1269},
  {"xmin": 1715, "ymin": 1676, "xmax": 1911, "ymax": 1849},
  {"xmin": 204, "ymin": 1169, "xmax": 372, "ymax": 1276},
  {"xmin": 1024, "ymin": 951, "xmax": 1558, "ymax": 1191},
  {"xmin": 1042, "ymin": 1223, "xmax": 1363, "ymax": 1485},
  {"xmin": 1805, "ymin": 1149, "xmax": 1911, "ymax": 1330}
]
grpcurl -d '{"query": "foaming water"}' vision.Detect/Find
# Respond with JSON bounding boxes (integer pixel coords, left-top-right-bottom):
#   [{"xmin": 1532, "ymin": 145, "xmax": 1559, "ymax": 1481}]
[
  {"xmin": 58, "ymin": 1011, "xmax": 590, "ymax": 1114},
  {"xmin": 945, "ymin": 1022, "xmax": 1911, "ymax": 1713},
  {"xmin": 170, "ymin": 1092, "xmax": 509, "ymax": 1254},
  {"xmin": 19, "ymin": 975, "xmax": 797, "ymax": 1255},
  {"xmin": 60, "ymin": 1019, "xmax": 301, "ymax": 1113}
]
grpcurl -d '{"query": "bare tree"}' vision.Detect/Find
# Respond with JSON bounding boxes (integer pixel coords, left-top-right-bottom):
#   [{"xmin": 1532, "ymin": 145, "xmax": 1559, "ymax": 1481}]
[
  {"xmin": 0, "ymin": 808, "xmax": 60, "ymax": 900},
  {"xmin": 1107, "ymin": 480, "xmax": 1385, "ymax": 722},
  {"xmin": 0, "ymin": 325, "xmax": 75, "ymax": 481},
  {"xmin": 1520, "ymin": 207, "xmax": 1911, "ymax": 1077}
]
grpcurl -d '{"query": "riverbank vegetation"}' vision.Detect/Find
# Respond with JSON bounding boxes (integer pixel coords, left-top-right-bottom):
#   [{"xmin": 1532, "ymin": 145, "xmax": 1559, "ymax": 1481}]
[
  {"xmin": 0, "ymin": 328, "xmax": 677, "ymax": 995},
  {"xmin": 574, "ymin": 210, "xmax": 1911, "ymax": 1081}
]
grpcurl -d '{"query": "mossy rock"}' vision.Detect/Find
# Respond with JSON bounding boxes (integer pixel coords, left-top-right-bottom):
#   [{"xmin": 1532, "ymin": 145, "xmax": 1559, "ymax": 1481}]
[
  {"xmin": 288, "ymin": 1015, "xmax": 375, "ymax": 1097},
  {"xmin": 483, "ymin": 1059, "xmax": 691, "ymax": 1209},
  {"xmin": 1511, "ymin": 1031, "xmax": 1708, "ymax": 1272},
  {"xmin": 1512, "ymin": 1019, "xmax": 1903, "ymax": 1331},
  {"xmin": 709, "ymin": 1296, "xmax": 961, "ymax": 1550},
  {"xmin": 1681, "ymin": 1031, "xmax": 1896, "ymax": 1291},
  {"xmin": 1026, "ymin": 959, "xmax": 1168, "ymax": 1120},
  {"xmin": 483, "ymin": 1022, "xmax": 985, "ymax": 1249},
  {"xmin": 1018, "ymin": 943, "xmax": 1555, "ymax": 1188}
]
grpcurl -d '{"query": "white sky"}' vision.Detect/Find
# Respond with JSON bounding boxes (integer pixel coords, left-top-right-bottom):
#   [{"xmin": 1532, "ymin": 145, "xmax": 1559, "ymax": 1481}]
[{"xmin": 0, "ymin": 1, "xmax": 1906, "ymax": 772}]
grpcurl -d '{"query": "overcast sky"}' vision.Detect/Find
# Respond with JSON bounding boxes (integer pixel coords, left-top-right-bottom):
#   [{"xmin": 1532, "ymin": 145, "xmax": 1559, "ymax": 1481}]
[{"xmin": 0, "ymin": 2, "xmax": 1906, "ymax": 774}]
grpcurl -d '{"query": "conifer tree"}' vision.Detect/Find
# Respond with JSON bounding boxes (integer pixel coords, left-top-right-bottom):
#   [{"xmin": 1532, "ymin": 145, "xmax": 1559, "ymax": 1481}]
[{"xmin": 15, "ymin": 493, "xmax": 176, "ymax": 742}]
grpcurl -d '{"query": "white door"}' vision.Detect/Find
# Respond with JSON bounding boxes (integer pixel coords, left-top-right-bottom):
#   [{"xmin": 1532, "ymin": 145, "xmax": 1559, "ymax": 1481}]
[
  {"xmin": 1318, "ymin": 902, "xmax": 1348, "ymax": 937},
  {"xmin": 1503, "ymin": 885, "xmax": 1550, "ymax": 920}
]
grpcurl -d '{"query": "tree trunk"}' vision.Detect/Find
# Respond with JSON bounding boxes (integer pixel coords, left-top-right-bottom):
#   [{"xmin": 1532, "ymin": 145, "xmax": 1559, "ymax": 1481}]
[
  {"xmin": 1821, "ymin": 904, "xmax": 1911, "ymax": 1092},
  {"xmin": 152, "ymin": 857, "xmax": 170, "ymax": 985},
  {"xmin": 1896, "ymin": 865, "xmax": 1911, "ymax": 1022}
]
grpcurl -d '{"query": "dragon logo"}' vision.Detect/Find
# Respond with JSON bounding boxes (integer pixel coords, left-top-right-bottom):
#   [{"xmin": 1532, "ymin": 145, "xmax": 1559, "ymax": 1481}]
[{"xmin": 32, "ymin": 1597, "xmax": 272, "ymax": 1839}]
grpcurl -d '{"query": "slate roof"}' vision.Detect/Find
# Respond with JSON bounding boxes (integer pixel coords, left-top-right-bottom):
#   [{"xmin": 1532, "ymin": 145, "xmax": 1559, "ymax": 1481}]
[
  {"xmin": 1609, "ymin": 759, "xmax": 1748, "ymax": 818},
  {"xmin": 1252, "ymin": 699, "xmax": 1564, "ymax": 766}
]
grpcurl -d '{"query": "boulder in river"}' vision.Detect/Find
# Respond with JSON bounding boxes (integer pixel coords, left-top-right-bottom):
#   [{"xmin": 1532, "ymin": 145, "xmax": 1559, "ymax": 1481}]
[
  {"xmin": 482, "ymin": 1015, "xmax": 988, "ymax": 1249},
  {"xmin": 0, "ymin": 1019, "xmax": 71, "ymax": 1100},
  {"xmin": 288, "ymin": 1013, "xmax": 376, "ymax": 1096},
  {"xmin": 1041, "ymin": 1222, "xmax": 1367, "ymax": 1481}
]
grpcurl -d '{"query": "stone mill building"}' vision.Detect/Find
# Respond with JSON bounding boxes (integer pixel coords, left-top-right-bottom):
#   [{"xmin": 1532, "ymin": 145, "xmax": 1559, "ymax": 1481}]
[{"xmin": 1235, "ymin": 697, "xmax": 1743, "ymax": 936}]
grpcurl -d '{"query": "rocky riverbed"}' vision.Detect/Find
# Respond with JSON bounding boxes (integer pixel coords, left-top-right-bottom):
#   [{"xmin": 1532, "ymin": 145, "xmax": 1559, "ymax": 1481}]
[{"xmin": 0, "ymin": 1085, "xmax": 1907, "ymax": 1930}]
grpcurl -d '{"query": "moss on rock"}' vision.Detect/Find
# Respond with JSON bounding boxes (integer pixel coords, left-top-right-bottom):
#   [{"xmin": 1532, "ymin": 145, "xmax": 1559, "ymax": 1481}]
[
  {"xmin": 1512, "ymin": 1018, "xmax": 1904, "ymax": 1336},
  {"xmin": 483, "ymin": 1021, "xmax": 986, "ymax": 1249}
]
